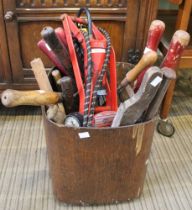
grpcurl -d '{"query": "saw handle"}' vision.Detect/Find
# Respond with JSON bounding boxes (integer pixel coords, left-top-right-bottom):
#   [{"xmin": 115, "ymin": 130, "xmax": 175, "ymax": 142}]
[
  {"xmin": 120, "ymin": 51, "xmax": 158, "ymax": 88},
  {"xmin": 77, "ymin": 7, "xmax": 92, "ymax": 37},
  {"xmin": 1, "ymin": 89, "xmax": 61, "ymax": 107}
]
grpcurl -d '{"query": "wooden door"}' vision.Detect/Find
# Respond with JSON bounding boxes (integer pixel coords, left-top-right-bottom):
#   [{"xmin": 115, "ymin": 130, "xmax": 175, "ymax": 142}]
[{"xmin": 2, "ymin": 0, "xmax": 158, "ymax": 90}]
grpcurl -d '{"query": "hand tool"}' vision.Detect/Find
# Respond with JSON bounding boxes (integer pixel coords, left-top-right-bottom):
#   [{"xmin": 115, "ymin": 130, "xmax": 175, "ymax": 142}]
[
  {"xmin": 60, "ymin": 76, "xmax": 75, "ymax": 114},
  {"xmin": 51, "ymin": 69, "xmax": 62, "ymax": 91},
  {"xmin": 55, "ymin": 26, "xmax": 85, "ymax": 81},
  {"xmin": 55, "ymin": 27, "xmax": 68, "ymax": 47},
  {"xmin": 1, "ymin": 89, "xmax": 62, "ymax": 107},
  {"xmin": 134, "ymin": 20, "xmax": 165, "ymax": 92},
  {"xmin": 160, "ymin": 30, "xmax": 190, "ymax": 69},
  {"xmin": 40, "ymin": 26, "xmax": 74, "ymax": 78},
  {"xmin": 52, "ymin": 69, "xmax": 62, "ymax": 82},
  {"xmin": 37, "ymin": 39, "xmax": 68, "ymax": 75},
  {"xmin": 118, "ymin": 51, "xmax": 158, "ymax": 98},
  {"xmin": 61, "ymin": 14, "xmax": 85, "ymax": 113},
  {"xmin": 31, "ymin": 58, "xmax": 53, "ymax": 91},
  {"xmin": 30, "ymin": 58, "xmax": 65, "ymax": 124},
  {"xmin": 61, "ymin": 9, "xmax": 117, "ymax": 116},
  {"xmin": 143, "ymin": 67, "xmax": 176, "ymax": 121},
  {"xmin": 93, "ymin": 111, "xmax": 116, "ymax": 127},
  {"xmin": 111, "ymin": 66, "xmax": 163, "ymax": 127},
  {"xmin": 87, "ymin": 27, "xmax": 112, "ymax": 127},
  {"xmin": 157, "ymin": 30, "xmax": 190, "ymax": 136}
]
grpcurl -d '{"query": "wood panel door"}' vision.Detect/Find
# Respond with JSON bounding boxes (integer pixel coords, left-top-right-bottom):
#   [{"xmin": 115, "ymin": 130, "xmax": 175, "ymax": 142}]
[{"xmin": 1, "ymin": 0, "xmax": 158, "ymax": 90}]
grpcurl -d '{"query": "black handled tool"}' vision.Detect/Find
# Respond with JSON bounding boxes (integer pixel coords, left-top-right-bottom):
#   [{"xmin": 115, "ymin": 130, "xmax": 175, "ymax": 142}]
[
  {"xmin": 60, "ymin": 76, "xmax": 75, "ymax": 114},
  {"xmin": 41, "ymin": 26, "xmax": 73, "ymax": 78}
]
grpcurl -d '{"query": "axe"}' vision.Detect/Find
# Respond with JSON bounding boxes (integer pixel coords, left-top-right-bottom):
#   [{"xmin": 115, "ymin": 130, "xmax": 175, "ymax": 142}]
[
  {"xmin": 143, "ymin": 67, "xmax": 176, "ymax": 121},
  {"xmin": 112, "ymin": 66, "xmax": 163, "ymax": 127}
]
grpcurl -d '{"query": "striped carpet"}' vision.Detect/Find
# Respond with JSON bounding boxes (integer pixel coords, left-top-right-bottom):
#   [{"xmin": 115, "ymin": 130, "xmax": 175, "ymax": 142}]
[{"xmin": 0, "ymin": 96, "xmax": 192, "ymax": 210}]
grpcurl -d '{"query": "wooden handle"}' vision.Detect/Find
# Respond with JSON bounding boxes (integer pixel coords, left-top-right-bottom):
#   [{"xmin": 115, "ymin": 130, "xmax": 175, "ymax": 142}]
[
  {"xmin": 145, "ymin": 20, "xmax": 165, "ymax": 52},
  {"xmin": 172, "ymin": 30, "xmax": 190, "ymax": 47},
  {"xmin": 30, "ymin": 58, "xmax": 53, "ymax": 91},
  {"xmin": 30, "ymin": 58, "xmax": 65, "ymax": 124},
  {"xmin": 120, "ymin": 51, "xmax": 158, "ymax": 87},
  {"xmin": 1, "ymin": 89, "xmax": 61, "ymax": 107},
  {"xmin": 161, "ymin": 30, "xmax": 190, "ymax": 69}
]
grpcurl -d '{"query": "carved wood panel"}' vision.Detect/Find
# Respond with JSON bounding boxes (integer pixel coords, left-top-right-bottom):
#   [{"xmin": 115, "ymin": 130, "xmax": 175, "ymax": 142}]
[
  {"xmin": 0, "ymin": 0, "xmax": 158, "ymax": 90},
  {"xmin": 16, "ymin": 0, "xmax": 127, "ymax": 8}
]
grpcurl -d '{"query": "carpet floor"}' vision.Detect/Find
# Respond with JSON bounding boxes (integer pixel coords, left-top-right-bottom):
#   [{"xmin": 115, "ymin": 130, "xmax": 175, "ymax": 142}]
[{"xmin": 0, "ymin": 95, "xmax": 192, "ymax": 210}]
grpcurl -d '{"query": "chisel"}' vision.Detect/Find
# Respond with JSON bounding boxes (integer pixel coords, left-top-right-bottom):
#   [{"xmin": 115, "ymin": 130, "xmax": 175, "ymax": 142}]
[
  {"xmin": 143, "ymin": 67, "xmax": 176, "ymax": 121},
  {"xmin": 112, "ymin": 66, "xmax": 163, "ymax": 127}
]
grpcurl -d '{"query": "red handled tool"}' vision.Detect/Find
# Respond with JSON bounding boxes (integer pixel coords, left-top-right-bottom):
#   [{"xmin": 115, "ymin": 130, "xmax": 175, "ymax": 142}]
[
  {"xmin": 60, "ymin": 8, "xmax": 117, "ymax": 123},
  {"xmin": 134, "ymin": 20, "xmax": 165, "ymax": 92},
  {"xmin": 37, "ymin": 40, "xmax": 66, "ymax": 74},
  {"xmin": 160, "ymin": 30, "xmax": 190, "ymax": 69}
]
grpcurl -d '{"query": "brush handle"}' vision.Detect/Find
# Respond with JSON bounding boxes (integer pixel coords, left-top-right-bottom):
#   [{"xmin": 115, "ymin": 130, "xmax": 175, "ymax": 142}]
[
  {"xmin": 120, "ymin": 51, "xmax": 158, "ymax": 88},
  {"xmin": 1, "ymin": 89, "xmax": 61, "ymax": 107}
]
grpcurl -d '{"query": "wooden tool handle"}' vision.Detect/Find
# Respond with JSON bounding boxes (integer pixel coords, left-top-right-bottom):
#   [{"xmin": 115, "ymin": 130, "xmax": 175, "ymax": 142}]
[
  {"xmin": 133, "ymin": 20, "xmax": 165, "ymax": 92},
  {"xmin": 120, "ymin": 51, "xmax": 158, "ymax": 87},
  {"xmin": 30, "ymin": 58, "xmax": 53, "ymax": 91},
  {"xmin": 1, "ymin": 89, "xmax": 61, "ymax": 107},
  {"xmin": 30, "ymin": 58, "xmax": 66, "ymax": 124},
  {"xmin": 161, "ymin": 30, "xmax": 190, "ymax": 69},
  {"xmin": 145, "ymin": 20, "xmax": 165, "ymax": 52}
]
